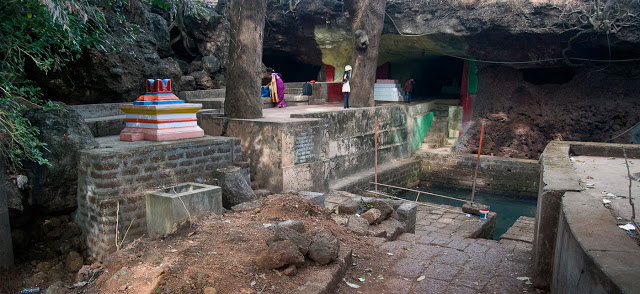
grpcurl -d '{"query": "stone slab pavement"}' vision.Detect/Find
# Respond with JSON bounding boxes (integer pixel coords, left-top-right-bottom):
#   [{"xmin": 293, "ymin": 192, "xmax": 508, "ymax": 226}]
[{"xmin": 327, "ymin": 193, "xmax": 537, "ymax": 293}]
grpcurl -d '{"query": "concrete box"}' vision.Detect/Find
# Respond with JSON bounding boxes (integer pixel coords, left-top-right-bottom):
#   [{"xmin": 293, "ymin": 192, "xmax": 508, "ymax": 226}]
[{"xmin": 146, "ymin": 182, "xmax": 222, "ymax": 236}]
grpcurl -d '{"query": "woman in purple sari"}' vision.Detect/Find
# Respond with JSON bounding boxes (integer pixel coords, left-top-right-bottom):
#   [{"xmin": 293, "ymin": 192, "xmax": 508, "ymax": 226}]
[{"xmin": 267, "ymin": 67, "xmax": 286, "ymax": 108}]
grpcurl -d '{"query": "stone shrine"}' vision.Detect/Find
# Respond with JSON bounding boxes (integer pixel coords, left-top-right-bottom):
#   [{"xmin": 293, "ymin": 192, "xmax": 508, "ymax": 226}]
[{"xmin": 119, "ymin": 79, "xmax": 204, "ymax": 141}]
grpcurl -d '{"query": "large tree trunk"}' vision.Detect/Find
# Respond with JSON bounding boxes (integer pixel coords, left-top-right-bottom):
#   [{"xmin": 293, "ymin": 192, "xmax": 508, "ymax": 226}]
[
  {"xmin": 224, "ymin": 0, "xmax": 267, "ymax": 119},
  {"xmin": 344, "ymin": 0, "xmax": 387, "ymax": 107},
  {"xmin": 0, "ymin": 159, "xmax": 13, "ymax": 271}
]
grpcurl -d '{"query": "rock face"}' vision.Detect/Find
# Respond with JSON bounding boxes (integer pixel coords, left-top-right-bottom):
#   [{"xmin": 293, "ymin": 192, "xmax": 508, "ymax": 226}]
[
  {"xmin": 455, "ymin": 65, "xmax": 640, "ymax": 159},
  {"xmin": 0, "ymin": 160, "xmax": 13, "ymax": 270},
  {"xmin": 34, "ymin": 1, "xmax": 229, "ymax": 105},
  {"xmin": 24, "ymin": 107, "xmax": 99, "ymax": 214}
]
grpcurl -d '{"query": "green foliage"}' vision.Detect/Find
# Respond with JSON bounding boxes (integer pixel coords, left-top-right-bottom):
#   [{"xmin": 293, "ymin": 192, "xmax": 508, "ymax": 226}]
[
  {"xmin": 359, "ymin": 198, "xmax": 373, "ymax": 213},
  {"xmin": 0, "ymin": 0, "xmax": 107, "ymax": 167},
  {"xmin": 145, "ymin": 0, "xmax": 210, "ymax": 19}
]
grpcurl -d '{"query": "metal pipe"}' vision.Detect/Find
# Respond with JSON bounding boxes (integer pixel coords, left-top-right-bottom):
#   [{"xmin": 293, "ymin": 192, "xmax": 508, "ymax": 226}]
[
  {"xmin": 471, "ymin": 122, "xmax": 485, "ymax": 202},
  {"xmin": 367, "ymin": 190, "xmax": 467, "ymax": 214},
  {"xmin": 369, "ymin": 182, "xmax": 469, "ymax": 203},
  {"xmin": 375, "ymin": 116, "xmax": 378, "ymax": 192}
]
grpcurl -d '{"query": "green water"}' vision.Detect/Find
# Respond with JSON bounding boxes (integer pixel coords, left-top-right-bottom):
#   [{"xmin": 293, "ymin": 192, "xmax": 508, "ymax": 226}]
[{"xmin": 399, "ymin": 185, "xmax": 538, "ymax": 240}]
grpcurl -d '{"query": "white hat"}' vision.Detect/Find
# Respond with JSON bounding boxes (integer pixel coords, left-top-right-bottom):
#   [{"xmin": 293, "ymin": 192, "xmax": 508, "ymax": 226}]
[{"xmin": 345, "ymin": 65, "xmax": 352, "ymax": 71}]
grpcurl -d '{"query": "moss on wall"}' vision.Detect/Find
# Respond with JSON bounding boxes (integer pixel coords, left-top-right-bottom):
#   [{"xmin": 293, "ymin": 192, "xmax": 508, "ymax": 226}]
[{"xmin": 412, "ymin": 112, "xmax": 434, "ymax": 152}]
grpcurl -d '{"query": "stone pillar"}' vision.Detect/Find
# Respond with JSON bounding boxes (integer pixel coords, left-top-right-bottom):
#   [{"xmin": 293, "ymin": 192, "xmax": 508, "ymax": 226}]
[{"xmin": 0, "ymin": 159, "xmax": 14, "ymax": 270}]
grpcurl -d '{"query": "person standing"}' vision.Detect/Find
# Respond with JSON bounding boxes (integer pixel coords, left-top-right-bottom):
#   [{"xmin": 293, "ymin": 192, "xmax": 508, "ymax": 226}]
[
  {"xmin": 403, "ymin": 78, "xmax": 414, "ymax": 104},
  {"xmin": 342, "ymin": 65, "xmax": 352, "ymax": 109},
  {"xmin": 267, "ymin": 67, "xmax": 286, "ymax": 108}
]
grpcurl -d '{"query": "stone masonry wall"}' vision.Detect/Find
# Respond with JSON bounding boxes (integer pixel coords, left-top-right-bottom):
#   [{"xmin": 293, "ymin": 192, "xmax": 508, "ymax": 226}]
[
  {"xmin": 334, "ymin": 159, "xmax": 421, "ymax": 194},
  {"xmin": 418, "ymin": 151, "xmax": 540, "ymax": 195},
  {"xmin": 292, "ymin": 103, "xmax": 432, "ymax": 182},
  {"xmin": 76, "ymin": 136, "xmax": 241, "ymax": 261}
]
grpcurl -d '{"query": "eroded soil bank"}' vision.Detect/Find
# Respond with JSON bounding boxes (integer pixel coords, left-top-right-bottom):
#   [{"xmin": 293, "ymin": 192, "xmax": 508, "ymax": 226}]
[{"xmin": 456, "ymin": 64, "xmax": 640, "ymax": 159}]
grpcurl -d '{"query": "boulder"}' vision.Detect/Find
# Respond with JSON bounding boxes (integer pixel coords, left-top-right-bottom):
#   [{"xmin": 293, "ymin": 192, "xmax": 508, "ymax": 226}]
[
  {"xmin": 191, "ymin": 70, "xmax": 215, "ymax": 89},
  {"xmin": 267, "ymin": 226, "xmax": 311, "ymax": 255},
  {"xmin": 156, "ymin": 58, "xmax": 183, "ymax": 81},
  {"xmin": 46, "ymin": 281, "xmax": 66, "ymax": 294},
  {"xmin": 176, "ymin": 59, "xmax": 190, "ymax": 74},
  {"xmin": 145, "ymin": 11, "xmax": 172, "ymax": 58},
  {"xmin": 307, "ymin": 231, "xmax": 339, "ymax": 265},
  {"xmin": 299, "ymin": 191, "xmax": 325, "ymax": 208},
  {"xmin": 277, "ymin": 220, "xmax": 306, "ymax": 233},
  {"xmin": 104, "ymin": 267, "xmax": 133, "ymax": 291},
  {"xmin": 202, "ymin": 55, "xmax": 221, "ymax": 75},
  {"xmin": 370, "ymin": 200, "xmax": 394, "ymax": 220},
  {"xmin": 64, "ymin": 251, "xmax": 84, "ymax": 273},
  {"xmin": 256, "ymin": 240, "xmax": 304, "ymax": 269},
  {"xmin": 24, "ymin": 106, "xmax": 99, "ymax": 214},
  {"xmin": 212, "ymin": 166, "xmax": 257, "ymax": 209},
  {"xmin": 5, "ymin": 178, "xmax": 24, "ymax": 217},
  {"xmin": 346, "ymin": 215, "xmax": 368, "ymax": 236},
  {"xmin": 337, "ymin": 200, "xmax": 359, "ymax": 215},
  {"xmin": 231, "ymin": 199, "xmax": 262, "ymax": 212},
  {"xmin": 361, "ymin": 208, "xmax": 382, "ymax": 225},
  {"xmin": 188, "ymin": 61, "xmax": 203, "ymax": 73},
  {"xmin": 178, "ymin": 75, "xmax": 197, "ymax": 91},
  {"xmin": 370, "ymin": 218, "xmax": 405, "ymax": 241},
  {"xmin": 330, "ymin": 214, "xmax": 349, "ymax": 226},
  {"xmin": 283, "ymin": 264, "xmax": 297, "ymax": 276}
]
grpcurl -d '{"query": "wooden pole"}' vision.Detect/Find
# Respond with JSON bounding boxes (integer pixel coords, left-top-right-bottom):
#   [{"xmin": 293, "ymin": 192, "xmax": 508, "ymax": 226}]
[
  {"xmin": 471, "ymin": 122, "xmax": 485, "ymax": 202},
  {"xmin": 375, "ymin": 116, "xmax": 378, "ymax": 191}
]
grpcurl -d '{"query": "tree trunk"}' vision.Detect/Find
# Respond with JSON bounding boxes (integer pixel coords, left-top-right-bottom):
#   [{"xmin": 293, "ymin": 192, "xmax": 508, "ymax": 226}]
[
  {"xmin": 0, "ymin": 159, "xmax": 14, "ymax": 271},
  {"xmin": 344, "ymin": 0, "xmax": 387, "ymax": 107},
  {"xmin": 224, "ymin": 0, "xmax": 267, "ymax": 119}
]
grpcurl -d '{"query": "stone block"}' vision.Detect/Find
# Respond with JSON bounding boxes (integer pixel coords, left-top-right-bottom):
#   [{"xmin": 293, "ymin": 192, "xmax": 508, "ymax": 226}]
[
  {"xmin": 397, "ymin": 202, "xmax": 418, "ymax": 234},
  {"xmin": 146, "ymin": 182, "xmax": 222, "ymax": 237},
  {"xmin": 299, "ymin": 191, "xmax": 325, "ymax": 208}
]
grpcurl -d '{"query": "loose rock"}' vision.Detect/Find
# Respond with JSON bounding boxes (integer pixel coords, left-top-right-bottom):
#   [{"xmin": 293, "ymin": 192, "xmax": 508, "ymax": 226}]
[
  {"xmin": 346, "ymin": 215, "xmax": 369, "ymax": 236},
  {"xmin": 307, "ymin": 231, "xmax": 339, "ymax": 265},
  {"xmin": 256, "ymin": 240, "xmax": 305, "ymax": 269},
  {"xmin": 361, "ymin": 208, "xmax": 382, "ymax": 225}
]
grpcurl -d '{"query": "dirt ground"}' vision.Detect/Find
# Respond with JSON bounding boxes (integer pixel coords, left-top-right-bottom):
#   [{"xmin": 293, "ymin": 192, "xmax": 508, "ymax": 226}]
[{"xmin": 2, "ymin": 194, "xmax": 400, "ymax": 294}]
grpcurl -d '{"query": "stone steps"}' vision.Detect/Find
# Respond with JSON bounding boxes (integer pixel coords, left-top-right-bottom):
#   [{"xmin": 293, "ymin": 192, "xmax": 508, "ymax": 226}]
[
  {"xmin": 179, "ymin": 89, "xmax": 225, "ymax": 101},
  {"xmin": 421, "ymin": 103, "xmax": 464, "ymax": 150},
  {"xmin": 374, "ymin": 83, "xmax": 403, "ymax": 102},
  {"xmin": 429, "ymin": 120, "xmax": 448, "ymax": 133},
  {"xmin": 70, "ymin": 103, "xmax": 125, "ymax": 137}
]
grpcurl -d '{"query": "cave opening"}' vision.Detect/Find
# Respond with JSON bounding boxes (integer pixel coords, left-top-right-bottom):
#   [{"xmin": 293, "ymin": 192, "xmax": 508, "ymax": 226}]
[
  {"xmin": 263, "ymin": 50, "xmax": 322, "ymax": 82},
  {"xmin": 383, "ymin": 55, "xmax": 464, "ymax": 100},
  {"xmin": 520, "ymin": 68, "xmax": 576, "ymax": 85}
]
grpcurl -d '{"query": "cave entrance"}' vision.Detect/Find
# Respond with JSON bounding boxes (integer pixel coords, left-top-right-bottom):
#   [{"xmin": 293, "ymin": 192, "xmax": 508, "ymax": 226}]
[
  {"xmin": 263, "ymin": 50, "xmax": 321, "ymax": 82},
  {"xmin": 379, "ymin": 55, "xmax": 464, "ymax": 100}
]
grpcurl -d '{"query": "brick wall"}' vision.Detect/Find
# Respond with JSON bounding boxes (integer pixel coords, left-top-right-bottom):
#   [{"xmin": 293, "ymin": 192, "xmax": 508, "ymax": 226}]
[
  {"xmin": 76, "ymin": 136, "xmax": 241, "ymax": 261},
  {"xmin": 417, "ymin": 151, "xmax": 540, "ymax": 195}
]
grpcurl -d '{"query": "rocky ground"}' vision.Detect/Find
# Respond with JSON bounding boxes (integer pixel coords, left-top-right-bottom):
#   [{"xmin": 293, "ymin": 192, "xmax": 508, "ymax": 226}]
[
  {"xmin": 2, "ymin": 191, "xmax": 546, "ymax": 294},
  {"xmin": 1, "ymin": 193, "xmax": 409, "ymax": 294}
]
